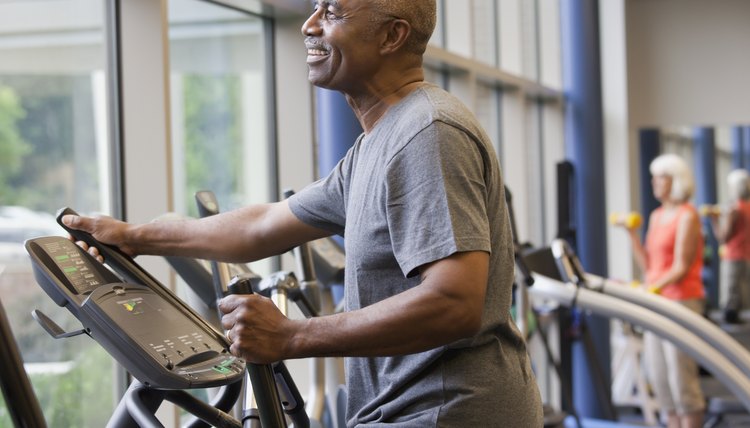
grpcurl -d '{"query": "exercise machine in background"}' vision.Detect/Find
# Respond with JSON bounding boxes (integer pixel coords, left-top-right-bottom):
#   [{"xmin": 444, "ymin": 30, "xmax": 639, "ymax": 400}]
[
  {"xmin": 0, "ymin": 263, "xmax": 47, "ymax": 427},
  {"xmin": 505, "ymin": 185, "xmax": 573, "ymax": 428},
  {"xmin": 524, "ymin": 240, "xmax": 750, "ymax": 426}
]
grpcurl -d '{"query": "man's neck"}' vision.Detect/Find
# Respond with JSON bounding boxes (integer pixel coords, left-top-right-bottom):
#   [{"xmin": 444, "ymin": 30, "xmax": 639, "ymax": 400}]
[{"xmin": 345, "ymin": 68, "xmax": 425, "ymax": 133}]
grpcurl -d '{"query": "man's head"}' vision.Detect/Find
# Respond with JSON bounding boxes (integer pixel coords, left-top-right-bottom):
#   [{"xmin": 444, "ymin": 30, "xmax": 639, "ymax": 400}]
[
  {"xmin": 302, "ymin": 0, "xmax": 436, "ymax": 92},
  {"xmin": 366, "ymin": 0, "xmax": 436, "ymax": 56}
]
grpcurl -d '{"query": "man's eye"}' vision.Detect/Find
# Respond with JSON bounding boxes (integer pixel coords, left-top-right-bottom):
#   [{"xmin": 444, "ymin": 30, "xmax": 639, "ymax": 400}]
[{"xmin": 311, "ymin": 3, "xmax": 338, "ymax": 20}]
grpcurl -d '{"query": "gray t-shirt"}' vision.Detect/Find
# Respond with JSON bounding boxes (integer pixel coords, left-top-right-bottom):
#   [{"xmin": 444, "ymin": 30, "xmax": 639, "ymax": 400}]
[{"xmin": 289, "ymin": 84, "xmax": 542, "ymax": 427}]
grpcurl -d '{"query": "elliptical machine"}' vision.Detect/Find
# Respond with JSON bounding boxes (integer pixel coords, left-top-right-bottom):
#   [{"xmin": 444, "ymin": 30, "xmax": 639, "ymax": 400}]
[{"xmin": 24, "ymin": 207, "xmax": 309, "ymax": 427}]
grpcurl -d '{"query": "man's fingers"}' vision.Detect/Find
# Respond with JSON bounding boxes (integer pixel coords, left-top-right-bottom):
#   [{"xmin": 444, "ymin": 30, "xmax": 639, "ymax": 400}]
[
  {"xmin": 218, "ymin": 294, "xmax": 244, "ymax": 314},
  {"xmin": 221, "ymin": 312, "xmax": 233, "ymax": 330},
  {"xmin": 62, "ymin": 214, "xmax": 97, "ymax": 234},
  {"xmin": 88, "ymin": 246, "xmax": 101, "ymax": 258},
  {"xmin": 61, "ymin": 214, "xmax": 80, "ymax": 228}
]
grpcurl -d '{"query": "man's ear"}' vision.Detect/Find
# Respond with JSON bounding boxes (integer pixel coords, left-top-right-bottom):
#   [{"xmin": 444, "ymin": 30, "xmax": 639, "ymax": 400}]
[{"xmin": 380, "ymin": 19, "xmax": 411, "ymax": 54}]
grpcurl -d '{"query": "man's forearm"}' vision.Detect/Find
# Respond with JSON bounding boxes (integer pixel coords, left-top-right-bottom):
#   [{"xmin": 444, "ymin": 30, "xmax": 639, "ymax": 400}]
[{"xmin": 287, "ymin": 279, "xmax": 483, "ymax": 359}]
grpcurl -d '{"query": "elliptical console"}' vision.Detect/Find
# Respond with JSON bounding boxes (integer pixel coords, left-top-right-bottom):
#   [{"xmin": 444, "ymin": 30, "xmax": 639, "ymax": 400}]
[{"xmin": 25, "ymin": 208, "xmax": 245, "ymax": 390}]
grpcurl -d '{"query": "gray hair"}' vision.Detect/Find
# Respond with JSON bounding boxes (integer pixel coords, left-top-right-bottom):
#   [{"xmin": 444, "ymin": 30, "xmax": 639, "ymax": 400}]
[
  {"xmin": 369, "ymin": 0, "xmax": 437, "ymax": 55},
  {"xmin": 727, "ymin": 169, "xmax": 750, "ymax": 201},
  {"xmin": 649, "ymin": 153, "xmax": 694, "ymax": 202}
]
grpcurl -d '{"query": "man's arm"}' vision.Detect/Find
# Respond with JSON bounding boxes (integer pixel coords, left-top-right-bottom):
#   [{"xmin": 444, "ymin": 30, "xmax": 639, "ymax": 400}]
[
  {"xmin": 62, "ymin": 200, "xmax": 331, "ymax": 263},
  {"xmin": 219, "ymin": 250, "xmax": 489, "ymax": 364}
]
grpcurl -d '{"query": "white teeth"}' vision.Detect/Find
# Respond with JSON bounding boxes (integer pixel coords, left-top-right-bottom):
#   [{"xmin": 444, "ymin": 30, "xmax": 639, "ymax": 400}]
[{"xmin": 307, "ymin": 49, "xmax": 327, "ymax": 56}]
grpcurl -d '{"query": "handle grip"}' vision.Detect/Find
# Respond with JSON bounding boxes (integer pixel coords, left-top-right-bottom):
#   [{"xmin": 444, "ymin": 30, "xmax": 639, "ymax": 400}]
[{"xmin": 56, "ymin": 207, "xmax": 156, "ymax": 288}]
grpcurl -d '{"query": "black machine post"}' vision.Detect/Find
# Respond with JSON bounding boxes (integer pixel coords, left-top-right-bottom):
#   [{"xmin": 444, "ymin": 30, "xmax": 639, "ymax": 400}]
[
  {"xmin": 0, "ymin": 297, "xmax": 47, "ymax": 428},
  {"xmin": 195, "ymin": 190, "xmax": 235, "ymax": 306},
  {"xmin": 282, "ymin": 189, "xmax": 322, "ymax": 314},
  {"xmin": 194, "ymin": 191, "xmax": 309, "ymax": 428},
  {"xmin": 555, "ymin": 160, "xmax": 576, "ymax": 418},
  {"xmin": 556, "ymin": 161, "xmax": 576, "ymax": 247},
  {"xmin": 504, "ymin": 185, "xmax": 534, "ymax": 288}
]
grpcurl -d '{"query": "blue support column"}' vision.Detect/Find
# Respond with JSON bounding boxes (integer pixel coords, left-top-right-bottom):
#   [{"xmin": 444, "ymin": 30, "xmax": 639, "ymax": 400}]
[
  {"xmin": 744, "ymin": 126, "xmax": 750, "ymax": 171},
  {"xmin": 639, "ymin": 129, "xmax": 661, "ymax": 234},
  {"xmin": 730, "ymin": 126, "xmax": 744, "ymax": 170},
  {"xmin": 561, "ymin": 0, "xmax": 611, "ymax": 420},
  {"xmin": 693, "ymin": 127, "xmax": 719, "ymax": 309},
  {"xmin": 315, "ymin": 88, "xmax": 362, "ymax": 178},
  {"xmin": 315, "ymin": 88, "xmax": 362, "ymax": 305}
]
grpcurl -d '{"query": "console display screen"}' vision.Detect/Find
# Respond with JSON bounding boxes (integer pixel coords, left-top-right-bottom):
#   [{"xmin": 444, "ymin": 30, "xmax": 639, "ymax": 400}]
[{"xmin": 42, "ymin": 239, "xmax": 106, "ymax": 295}]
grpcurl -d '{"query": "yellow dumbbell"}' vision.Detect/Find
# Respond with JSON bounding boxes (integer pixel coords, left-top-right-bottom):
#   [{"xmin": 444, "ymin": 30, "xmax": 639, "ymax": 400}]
[
  {"xmin": 609, "ymin": 212, "xmax": 643, "ymax": 230},
  {"xmin": 699, "ymin": 204, "xmax": 722, "ymax": 217}
]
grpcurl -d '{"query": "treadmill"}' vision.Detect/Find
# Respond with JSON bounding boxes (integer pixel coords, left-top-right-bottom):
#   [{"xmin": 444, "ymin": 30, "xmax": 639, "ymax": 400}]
[{"xmin": 522, "ymin": 241, "xmax": 750, "ymax": 416}]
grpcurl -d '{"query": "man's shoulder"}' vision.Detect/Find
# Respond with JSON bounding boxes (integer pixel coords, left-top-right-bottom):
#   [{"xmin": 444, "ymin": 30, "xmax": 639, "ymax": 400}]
[
  {"xmin": 386, "ymin": 84, "xmax": 482, "ymax": 135},
  {"xmin": 407, "ymin": 84, "xmax": 472, "ymax": 119}
]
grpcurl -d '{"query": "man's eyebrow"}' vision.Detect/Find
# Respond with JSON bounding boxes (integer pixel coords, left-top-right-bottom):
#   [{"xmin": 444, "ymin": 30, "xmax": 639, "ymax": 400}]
[{"xmin": 311, "ymin": 0, "xmax": 341, "ymax": 9}]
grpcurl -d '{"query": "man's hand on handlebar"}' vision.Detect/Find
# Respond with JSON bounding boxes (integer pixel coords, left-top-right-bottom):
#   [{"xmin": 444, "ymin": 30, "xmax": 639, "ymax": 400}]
[
  {"xmin": 219, "ymin": 294, "xmax": 300, "ymax": 364},
  {"xmin": 62, "ymin": 214, "xmax": 138, "ymax": 260}
]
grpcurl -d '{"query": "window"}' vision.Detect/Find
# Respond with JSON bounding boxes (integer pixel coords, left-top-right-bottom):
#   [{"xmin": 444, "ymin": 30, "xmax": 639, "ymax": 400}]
[
  {"xmin": 0, "ymin": 0, "xmax": 116, "ymax": 425},
  {"xmin": 168, "ymin": 0, "xmax": 275, "ymax": 275},
  {"xmin": 475, "ymin": 82, "xmax": 503, "ymax": 160}
]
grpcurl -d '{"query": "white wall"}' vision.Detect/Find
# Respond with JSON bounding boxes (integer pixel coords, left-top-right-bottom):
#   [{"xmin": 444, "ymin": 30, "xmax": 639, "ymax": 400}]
[
  {"xmin": 626, "ymin": 0, "xmax": 750, "ymax": 127},
  {"xmin": 600, "ymin": 0, "xmax": 637, "ymax": 282}
]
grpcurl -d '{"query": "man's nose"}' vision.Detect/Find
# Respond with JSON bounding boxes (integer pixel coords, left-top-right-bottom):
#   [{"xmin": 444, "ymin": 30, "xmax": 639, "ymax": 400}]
[{"xmin": 301, "ymin": 9, "xmax": 323, "ymax": 36}]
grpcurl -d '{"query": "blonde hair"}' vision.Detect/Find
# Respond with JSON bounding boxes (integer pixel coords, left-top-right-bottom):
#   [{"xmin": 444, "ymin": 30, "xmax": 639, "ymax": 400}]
[
  {"xmin": 727, "ymin": 169, "xmax": 750, "ymax": 201},
  {"xmin": 649, "ymin": 153, "xmax": 694, "ymax": 202}
]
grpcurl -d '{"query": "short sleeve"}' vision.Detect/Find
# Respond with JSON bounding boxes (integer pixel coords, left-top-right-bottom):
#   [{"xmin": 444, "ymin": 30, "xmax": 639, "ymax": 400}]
[
  {"xmin": 288, "ymin": 139, "xmax": 361, "ymax": 236},
  {"xmin": 386, "ymin": 121, "xmax": 492, "ymax": 277}
]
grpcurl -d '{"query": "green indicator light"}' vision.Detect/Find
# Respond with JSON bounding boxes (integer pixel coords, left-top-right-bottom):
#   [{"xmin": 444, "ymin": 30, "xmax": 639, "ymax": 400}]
[
  {"xmin": 55, "ymin": 255, "xmax": 70, "ymax": 261},
  {"xmin": 63, "ymin": 267, "xmax": 78, "ymax": 273},
  {"xmin": 212, "ymin": 365, "xmax": 232, "ymax": 374}
]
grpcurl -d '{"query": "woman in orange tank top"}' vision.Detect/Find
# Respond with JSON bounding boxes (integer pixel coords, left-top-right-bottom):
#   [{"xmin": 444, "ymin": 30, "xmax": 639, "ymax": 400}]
[{"xmin": 618, "ymin": 153, "xmax": 705, "ymax": 428}]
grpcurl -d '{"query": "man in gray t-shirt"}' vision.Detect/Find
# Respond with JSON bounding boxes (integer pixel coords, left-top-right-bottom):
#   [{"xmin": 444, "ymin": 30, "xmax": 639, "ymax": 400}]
[
  {"xmin": 63, "ymin": 0, "xmax": 543, "ymax": 425},
  {"xmin": 290, "ymin": 83, "xmax": 542, "ymax": 425}
]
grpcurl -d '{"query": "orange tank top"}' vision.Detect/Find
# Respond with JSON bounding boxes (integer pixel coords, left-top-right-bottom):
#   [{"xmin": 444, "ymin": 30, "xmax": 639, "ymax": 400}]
[
  {"xmin": 724, "ymin": 200, "xmax": 750, "ymax": 260},
  {"xmin": 645, "ymin": 204, "xmax": 704, "ymax": 301}
]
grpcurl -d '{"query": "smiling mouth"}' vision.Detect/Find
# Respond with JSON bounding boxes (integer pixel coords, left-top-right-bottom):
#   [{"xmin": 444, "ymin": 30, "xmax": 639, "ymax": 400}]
[
  {"xmin": 307, "ymin": 48, "xmax": 328, "ymax": 56},
  {"xmin": 306, "ymin": 47, "xmax": 329, "ymax": 65}
]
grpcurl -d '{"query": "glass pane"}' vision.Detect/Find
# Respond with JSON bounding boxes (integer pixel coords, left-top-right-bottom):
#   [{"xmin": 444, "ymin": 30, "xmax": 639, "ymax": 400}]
[
  {"xmin": 475, "ymin": 83, "xmax": 501, "ymax": 152},
  {"xmin": 424, "ymin": 65, "xmax": 446, "ymax": 89},
  {"xmin": 472, "ymin": 0, "xmax": 498, "ymax": 66},
  {"xmin": 429, "ymin": 0, "xmax": 445, "ymax": 48},
  {"xmin": 168, "ymin": 0, "xmax": 274, "ymax": 275},
  {"xmin": 0, "ymin": 0, "xmax": 115, "ymax": 426},
  {"xmin": 521, "ymin": 0, "xmax": 540, "ymax": 81}
]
